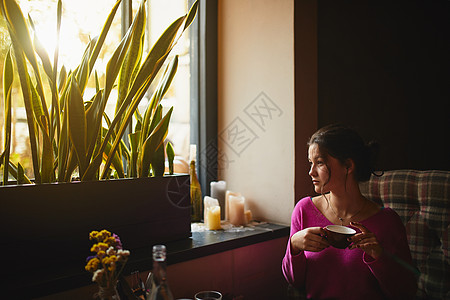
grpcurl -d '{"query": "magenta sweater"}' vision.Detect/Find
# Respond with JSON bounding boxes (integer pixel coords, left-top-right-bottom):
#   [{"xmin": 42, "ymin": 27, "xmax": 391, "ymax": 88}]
[{"xmin": 282, "ymin": 197, "xmax": 417, "ymax": 299}]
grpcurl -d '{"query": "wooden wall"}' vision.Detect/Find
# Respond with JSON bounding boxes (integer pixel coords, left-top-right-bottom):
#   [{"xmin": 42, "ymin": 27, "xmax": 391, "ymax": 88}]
[{"xmin": 315, "ymin": 0, "xmax": 450, "ymax": 171}]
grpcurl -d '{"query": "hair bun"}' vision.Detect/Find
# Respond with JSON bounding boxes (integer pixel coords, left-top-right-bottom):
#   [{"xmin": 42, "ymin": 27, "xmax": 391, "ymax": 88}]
[
  {"xmin": 365, "ymin": 140, "xmax": 381, "ymax": 177},
  {"xmin": 308, "ymin": 124, "xmax": 382, "ymax": 182}
]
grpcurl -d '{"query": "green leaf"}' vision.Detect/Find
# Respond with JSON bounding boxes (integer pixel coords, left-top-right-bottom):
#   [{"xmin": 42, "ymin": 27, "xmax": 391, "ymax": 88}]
[
  {"xmin": 184, "ymin": 0, "xmax": 199, "ymax": 31},
  {"xmin": 99, "ymin": 15, "xmax": 186, "ymax": 179},
  {"xmin": 17, "ymin": 162, "xmax": 27, "ymax": 184},
  {"xmin": 117, "ymin": 0, "xmax": 146, "ymax": 117},
  {"xmin": 29, "ymin": 77, "xmax": 45, "ymax": 128},
  {"xmin": 32, "ymin": 27, "xmax": 53, "ymax": 81},
  {"xmin": 7, "ymin": 32, "xmax": 41, "ymax": 183},
  {"xmin": 134, "ymin": 114, "xmax": 142, "ymax": 132},
  {"xmin": 0, "ymin": 151, "xmax": 31, "ymax": 185},
  {"xmin": 53, "ymin": 0, "xmax": 62, "ymax": 84},
  {"xmin": 83, "ymin": 12, "xmax": 139, "ymax": 171},
  {"xmin": 128, "ymin": 131, "xmax": 140, "ymax": 178},
  {"xmin": 88, "ymin": 0, "xmax": 122, "ymax": 72},
  {"xmin": 2, "ymin": 47, "xmax": 13, "ymax": 185},
  {"xmin": 101, "ymin": 128, "xmax": 125, "ymax": 178},
  {"xmin": 142, "ymin": 55, "xmax": 178, "ymax": 141},
  {"xmin": 58, "ymin": 65, "xmax": 67, "ymax": 93},
  {"xmin": 67, "ymin": 77, "xmax": 87, "ymax": 175},
  {"xmin": 151, "ymin": 143, "xmax": 165, "ymax": 176},
  {"xmin": 2, "ymin": 0, "xmax": 59, "ymax": 184},
  {"xmin": 142, "ymin": 104, "xmax": 162, "ymax": 145},
  {"xmin": 64, "ymin": 148, "xmax": 80, "ymax": 182},
  {"xmin": 2, "ymin": 0, "xmax": 37, "ymax": 73},
  {"xmin": 100, "ymin": 112, "xmax": 127, "ymax": 177},
  {"xmin": 138, "ymin": 107, "xmax": 173, "ymax": 177},
  {"xmin": 85, "ymin": 89, "xmax": 104, "ymax": 159},
  {"xmin": 74, "ymin": 37, "xmax": 96, "ymax": 95},
  {"xmin": 129, "ymin": 16, "xmax": 186, "ymax": 104},
  {"xmin": 3, "ymin": 0, "xmax": 50, "ymax": 124},
  {"xmin": 94, "ymin": 70, "xmax": 100, "ymax": 92},
  {"xmin": 166, "ymin": 141, "xmax": 175, "ymax": 175},
  {"xmin": 40, "ymin": 115, "xmax": 55, "ymax": 183},
  {"xmin": 57, "ymin": 96, "xmax": 69, "ymax": 181},
  {"xmin": 91, "ymin": 0, "xmax": 198, "ymax": 180},
  {"xmin": 100, "ymin": 0, "xmax": 141, "ymax": 104},
  {"xmin": 82, "ymin": 150, "xmax": 103, "ymax": 181},
  {"xmin": 154, "ymin": 55, "xmax": 179, "ymax": 109},
  {"xmin": 6, "ymin": 161, "xmax": 31, "ymax": 185}
]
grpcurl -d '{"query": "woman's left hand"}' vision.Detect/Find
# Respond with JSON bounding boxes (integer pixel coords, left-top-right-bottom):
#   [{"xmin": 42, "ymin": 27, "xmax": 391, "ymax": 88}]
[{"xmin": 348, "ymin": 221, "xmax": 383, "ymax": 259}]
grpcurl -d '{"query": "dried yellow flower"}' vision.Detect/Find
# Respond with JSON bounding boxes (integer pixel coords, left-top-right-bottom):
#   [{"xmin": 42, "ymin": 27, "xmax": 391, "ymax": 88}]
[
  {"xmin": 86, "ymin": 230, "xmax": 130, "ymax": 287},
  {"xmin": 104, "ymin": 236, "xmax": 116, "ymax": 246},
  {"xmin": 85, "ymin": 257, "xmax": 100, "ymax": 272},
  {"xmin": 89, "ymin": 230, "xmax": 99, "ymax": 240}
]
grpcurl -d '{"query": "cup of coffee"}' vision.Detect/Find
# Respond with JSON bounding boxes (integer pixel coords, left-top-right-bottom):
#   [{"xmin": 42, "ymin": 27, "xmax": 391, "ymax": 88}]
[
  {"xmin": 324, "ymin": 225, "xmax": 357, "ymax": 249},
  {"xmin": 194, "ymin": 291, "xmax": 222, "ymax": 300}
]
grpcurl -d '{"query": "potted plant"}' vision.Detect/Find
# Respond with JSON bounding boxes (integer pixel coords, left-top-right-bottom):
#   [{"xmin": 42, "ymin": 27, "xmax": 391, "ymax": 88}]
[{"xmin": 0, "ymin": 0, "xmax": 197, "ymax": 297}]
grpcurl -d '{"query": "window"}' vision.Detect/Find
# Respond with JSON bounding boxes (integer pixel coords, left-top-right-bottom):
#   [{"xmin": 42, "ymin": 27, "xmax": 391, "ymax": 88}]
[
  {"xmin": 0, "ymin": 0, "xmax": 201, "ymax": 179},
  {"xmin": 192, "ymin": 0, "xmax": 218, "ymax": 195}
]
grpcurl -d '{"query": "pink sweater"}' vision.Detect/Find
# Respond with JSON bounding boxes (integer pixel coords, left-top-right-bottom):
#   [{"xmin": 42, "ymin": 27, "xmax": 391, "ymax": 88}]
[{"xmin": 282, "ymin": 197, "xmax": 417, "ymax": 300}]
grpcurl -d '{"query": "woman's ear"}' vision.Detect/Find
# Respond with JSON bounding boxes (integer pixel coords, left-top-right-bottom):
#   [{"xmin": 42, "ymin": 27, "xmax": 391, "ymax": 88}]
[{"xmin": 345, "ymin": 159, "xmax": 355, "ymax": 174}]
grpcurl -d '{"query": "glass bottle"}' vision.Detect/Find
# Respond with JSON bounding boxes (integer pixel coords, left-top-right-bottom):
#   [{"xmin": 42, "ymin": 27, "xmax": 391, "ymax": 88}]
[
  {"xmin": 97, "ymin": 284, "xmax": 120, "ymax": 300},
  {"xmin": 189, "ymin": 145, "xmax": 202, "ymax": 222},
  {"xmin": 147, "ymin": 245, "xmax": 174, "ymax": 300}
]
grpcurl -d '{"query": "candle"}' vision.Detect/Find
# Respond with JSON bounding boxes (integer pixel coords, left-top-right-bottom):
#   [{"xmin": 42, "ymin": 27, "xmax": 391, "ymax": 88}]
[
  {"xmin": 225, "ymin": 190, "xmax": 241, "ymax": 221},
  {"xmin": 210, "ymin": 181, "xmax": 226, "ymax": 219},
  {"xmin": 203, "ymin": 196, "xmax": 219, "ymax": 226},
  {"xmin": 205, "ymin": 206, "xmax": 221, "ymax": 230},
  {"xmin": 228, "ymin": 195, "xmax": 247, "ymax": 226},
  {"xmin": 245, "ymin": 209, "xmax": 253, "ymax": 223}
]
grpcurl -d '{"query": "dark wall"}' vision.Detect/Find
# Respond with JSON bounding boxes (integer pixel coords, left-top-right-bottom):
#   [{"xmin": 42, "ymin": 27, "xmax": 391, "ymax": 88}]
[{"xmin": 317, "ymin": 0, "xmax": 450, "ymax": 171}]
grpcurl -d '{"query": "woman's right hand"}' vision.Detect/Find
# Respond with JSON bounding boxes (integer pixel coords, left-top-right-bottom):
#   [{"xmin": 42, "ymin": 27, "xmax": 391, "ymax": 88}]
[{"xmin": 290, "ymin": 227, "xmax": 329, "ymax": 254}]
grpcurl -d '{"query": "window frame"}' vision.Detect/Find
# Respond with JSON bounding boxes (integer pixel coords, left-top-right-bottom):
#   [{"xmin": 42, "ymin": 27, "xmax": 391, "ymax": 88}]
[{"xmin": 191, "ymin": 0, "xmax": 218, "ymax": 196}]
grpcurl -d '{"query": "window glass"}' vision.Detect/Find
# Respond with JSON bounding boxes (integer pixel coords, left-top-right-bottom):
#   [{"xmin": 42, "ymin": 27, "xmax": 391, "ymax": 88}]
[
  {"xmin": 146, "ymin": 0, "xmax": 191, "ymax": 166},
  {"xmin": 0, "ymin": 0, "xmax": 191, "ymax": 179}
]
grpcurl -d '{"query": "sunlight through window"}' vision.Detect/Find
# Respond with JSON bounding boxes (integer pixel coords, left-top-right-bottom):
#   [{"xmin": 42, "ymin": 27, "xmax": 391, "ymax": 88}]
[{"xmin": 0, "ymin": 0, "xmax": 192, "ymax": 179}]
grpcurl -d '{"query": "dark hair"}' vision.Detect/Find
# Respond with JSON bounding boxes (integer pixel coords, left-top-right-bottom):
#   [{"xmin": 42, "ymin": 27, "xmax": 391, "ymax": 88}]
[{"xmin": 308, "ymin": 124, "xmax": 380, "ymax": 182}]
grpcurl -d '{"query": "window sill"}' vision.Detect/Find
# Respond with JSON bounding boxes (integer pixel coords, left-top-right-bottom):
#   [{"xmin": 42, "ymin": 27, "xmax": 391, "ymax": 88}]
[{"xmin": 128, "ymin": 222, "xmax": 290, "ymax": 270}]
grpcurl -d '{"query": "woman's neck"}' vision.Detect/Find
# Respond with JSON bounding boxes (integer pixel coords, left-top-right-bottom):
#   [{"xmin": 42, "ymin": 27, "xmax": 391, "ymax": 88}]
[{"xmin": 328, "ymin": 183, "xmax": 366, "ymax": 216}]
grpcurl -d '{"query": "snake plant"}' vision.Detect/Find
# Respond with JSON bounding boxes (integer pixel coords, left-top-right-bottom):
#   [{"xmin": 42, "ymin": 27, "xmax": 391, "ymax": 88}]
[{"xmin": 0, "ymin": 0, "xmax": 198, "ymax": 184}]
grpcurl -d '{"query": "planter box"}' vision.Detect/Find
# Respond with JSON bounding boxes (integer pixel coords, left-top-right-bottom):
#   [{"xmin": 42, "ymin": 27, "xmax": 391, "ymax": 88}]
[{"xmin": 0, "ymin": 174, "xmax": 191, "ymax": 294}]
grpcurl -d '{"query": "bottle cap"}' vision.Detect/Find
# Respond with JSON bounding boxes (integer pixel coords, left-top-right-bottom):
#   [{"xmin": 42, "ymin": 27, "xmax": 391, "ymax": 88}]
[{"xmin": 152, "ymin": 244, "xmax": 166, "ymax": 261}]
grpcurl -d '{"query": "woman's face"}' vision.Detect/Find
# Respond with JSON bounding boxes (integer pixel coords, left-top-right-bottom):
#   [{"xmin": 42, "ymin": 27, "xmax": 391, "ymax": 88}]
[{"xmin": 308, "ymin": 143, "xmax": 348, "ymax": 194}]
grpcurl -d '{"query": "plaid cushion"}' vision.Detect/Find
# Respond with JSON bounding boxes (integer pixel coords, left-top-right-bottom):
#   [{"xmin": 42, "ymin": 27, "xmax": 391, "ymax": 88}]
[{"xmin": 360, "ymin": 170, "xmax": 450, "ymax": 300}]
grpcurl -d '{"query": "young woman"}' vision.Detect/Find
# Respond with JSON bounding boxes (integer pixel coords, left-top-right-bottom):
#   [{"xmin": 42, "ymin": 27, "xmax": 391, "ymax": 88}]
[{"xmin": 282, "ymin": 124, "xmax": 417, "ymax": 299}]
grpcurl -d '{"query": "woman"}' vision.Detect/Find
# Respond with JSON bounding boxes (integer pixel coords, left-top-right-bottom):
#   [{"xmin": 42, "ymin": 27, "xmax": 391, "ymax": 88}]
[{"xmin": 282, "ymin": 124, "xmax": 417, "ymax": 299}]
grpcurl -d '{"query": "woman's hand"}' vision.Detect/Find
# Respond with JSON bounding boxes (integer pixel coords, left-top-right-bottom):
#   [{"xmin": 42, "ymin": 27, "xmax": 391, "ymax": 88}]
[
  {"xmin": 290, "ymin": 227, "xmax": 329, "ymax": 254},
  {"xmin": 348, "ymin": 222, "xmax": 383, "ymax": 259}
]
